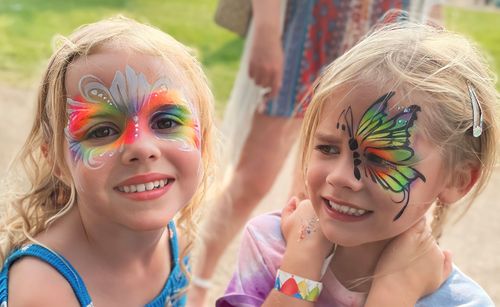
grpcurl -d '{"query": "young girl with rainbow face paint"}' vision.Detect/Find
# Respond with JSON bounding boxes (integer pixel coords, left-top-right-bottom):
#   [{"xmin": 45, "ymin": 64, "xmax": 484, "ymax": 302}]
[
  {"xmin": 0, "ymin": 16, "xmax": 216, "ymax": 306},
  {"xmin": 217, "ymin": 20, "xmax": 498, "ymax": 307}
]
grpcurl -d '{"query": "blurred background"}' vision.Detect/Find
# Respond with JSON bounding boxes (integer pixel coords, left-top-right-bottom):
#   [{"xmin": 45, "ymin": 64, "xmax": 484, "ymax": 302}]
[{"xmin": 0, "ymin": 0, "xmax": 499, "ymax": 305}]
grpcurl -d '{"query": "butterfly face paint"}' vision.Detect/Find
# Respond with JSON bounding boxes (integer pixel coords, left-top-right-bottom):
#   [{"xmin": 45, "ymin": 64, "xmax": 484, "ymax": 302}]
[
  {"xmin": 65, "ymin": 65, "xmax": 200, "ymax": 168},
  {"xmin": 336, "ymin": 92, "xmax": 426, "ymax": 220}
]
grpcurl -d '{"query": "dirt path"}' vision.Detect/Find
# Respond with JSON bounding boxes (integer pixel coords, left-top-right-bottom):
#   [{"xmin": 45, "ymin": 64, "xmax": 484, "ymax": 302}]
[{"xmin": 1, "ymin": 84, "xmax": 498, "ymax": 305}]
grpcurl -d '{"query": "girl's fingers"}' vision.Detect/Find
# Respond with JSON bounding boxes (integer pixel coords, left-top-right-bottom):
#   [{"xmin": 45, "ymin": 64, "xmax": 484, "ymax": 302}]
[{"xmin": 282, "ymin": 196, "xmax": 299, "ymax": 218}]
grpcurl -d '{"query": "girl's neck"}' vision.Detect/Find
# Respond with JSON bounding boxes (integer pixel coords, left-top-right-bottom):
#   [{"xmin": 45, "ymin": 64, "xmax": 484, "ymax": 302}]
[
  {"xmin": 330, "ymin": 239, "xmax": 391, "ymax": 293},
  {"xmin": 38, "ymin": 205, "xmax": 173, "ymax": 305},
  {"xmin": 46, "ymin": 205, "xmax": 171, "ymax": 271}
]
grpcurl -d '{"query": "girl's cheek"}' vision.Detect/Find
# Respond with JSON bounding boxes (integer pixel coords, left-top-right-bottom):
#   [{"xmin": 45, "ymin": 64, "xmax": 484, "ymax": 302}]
[{"xmin": 66, "ymin": 136, "xmax": 125, "ymax": 169}]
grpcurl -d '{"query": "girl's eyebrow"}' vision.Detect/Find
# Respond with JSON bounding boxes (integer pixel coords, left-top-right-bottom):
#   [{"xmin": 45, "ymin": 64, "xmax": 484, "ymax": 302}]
[
  {"xmin": 149, "ymin": 102, "xmax": 190, "ymax": 114},
  {"xmin": 86, "ymin": 113, "xmax": 121, "ymax": 120},
  {"xmin": 314, "ymin": 131, "xmax": 341, "ymax": 143}
]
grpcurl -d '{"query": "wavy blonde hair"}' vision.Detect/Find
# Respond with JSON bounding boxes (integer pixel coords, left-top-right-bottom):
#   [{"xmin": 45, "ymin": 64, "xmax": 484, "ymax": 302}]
[
  {"xmin": 299, "ymin": 22, "xmax": 499, "ymax": 239},
  {"xmin": 0, "ymin": 15, "xmax": 216, "ymax": 279}
]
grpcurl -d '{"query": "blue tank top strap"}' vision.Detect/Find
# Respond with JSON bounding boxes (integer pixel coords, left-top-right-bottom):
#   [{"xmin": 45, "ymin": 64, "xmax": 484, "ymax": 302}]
[
  {"xmin": 145, "ymin": 220, "xmax": 189, "ymax": 307},
  {"xmin": 0, "ymin": 244, "xmax": 93, "ymax": 307},
  {"xmin": 168, "ymin": 220, "xmax": 180, "ymax": 265}
]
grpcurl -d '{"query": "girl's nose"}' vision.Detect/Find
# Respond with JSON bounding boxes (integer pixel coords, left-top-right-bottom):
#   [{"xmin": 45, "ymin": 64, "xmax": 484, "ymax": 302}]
[
  {"xmin": 325, "ymin": 154, "xmax": 364, "ymax": 191},
  {"xmin": 121, "ymin": 133, "xmax": 162, "ymax": 164}
]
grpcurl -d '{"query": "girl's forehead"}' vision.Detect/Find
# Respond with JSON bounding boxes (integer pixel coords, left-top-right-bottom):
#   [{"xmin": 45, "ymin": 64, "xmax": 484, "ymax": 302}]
[
  {"xmin": 65, "ymin": 49, "xmax": 187, "ymax": 97},
  {"xmin": 322, "ymin": 85, "xmax": 422, "ymax": 121}
]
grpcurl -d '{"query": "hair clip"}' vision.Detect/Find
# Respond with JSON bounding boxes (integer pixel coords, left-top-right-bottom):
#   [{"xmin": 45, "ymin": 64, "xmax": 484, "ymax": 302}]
[{"xmin": 467, "ymin": 81, "xmax": 483, "ymax": 138}]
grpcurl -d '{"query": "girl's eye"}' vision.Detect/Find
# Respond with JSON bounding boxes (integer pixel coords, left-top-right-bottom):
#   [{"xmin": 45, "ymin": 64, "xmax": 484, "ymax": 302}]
[
  {"xmin": 365, "ymin": 152, "xmax": 385, "ymax": 165},
  {"xmin": 151, "ymin": 113, "xmax": 181, "ymax": 131},
  {"xmin": 87, "ymin": 125, "xmax": 119, "ymax": 140},
  {"xmin": 315, "ymin": 144, "xmax": 340, "ymax": 155}
]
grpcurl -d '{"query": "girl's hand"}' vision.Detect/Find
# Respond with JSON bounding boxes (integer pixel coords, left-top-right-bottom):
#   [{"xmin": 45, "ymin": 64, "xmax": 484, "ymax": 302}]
[
  {"xmin": 366, "ymin": 218, "xmax": 452, "ymax": 306},
  {"xmin": 281, "ymin": 197, "xmax": 334, "ymax": 263}
]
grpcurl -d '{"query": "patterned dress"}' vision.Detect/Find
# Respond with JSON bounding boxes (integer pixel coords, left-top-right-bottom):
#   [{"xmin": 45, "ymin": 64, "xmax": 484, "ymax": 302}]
[{"xmin": 263, "ymin": 0, "xmax": 412, "ymax": 117}]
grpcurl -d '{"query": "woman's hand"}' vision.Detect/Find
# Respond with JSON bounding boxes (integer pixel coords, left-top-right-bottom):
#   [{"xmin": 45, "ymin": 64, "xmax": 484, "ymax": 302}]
[
  {"xmin": 249, "ymin": 0, "xmax": 283, "ymax": 99},
  {"xmin": 248, "ymin": 28, "xmax": 283, "ymax": 99},
  {"xmin": 366, "ymin": 218, "xmax": 452, "ymax": 306}
]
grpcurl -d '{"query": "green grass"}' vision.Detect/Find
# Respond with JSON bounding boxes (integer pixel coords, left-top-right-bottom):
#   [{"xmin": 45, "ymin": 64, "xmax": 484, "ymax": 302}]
[
  {"xmin": 0, "ymin": 0, "xmax": 243, "ymax": 114},
  {"xmin": 0, "ymin": 2, "xmax": 499, "ymax": 114},
  {"xmin": 445, "ymin": 6, "xmax": 500, "ymax": 89}
]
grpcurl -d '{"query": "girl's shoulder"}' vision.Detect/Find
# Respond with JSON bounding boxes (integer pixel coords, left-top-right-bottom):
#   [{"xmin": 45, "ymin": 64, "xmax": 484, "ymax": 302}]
[
  {"xmin": 0, "ymin": 244, "xmax": 92, "ymax": 307},
  {"xmin": 5, "ymin": 250, "xmax": 80, "ymax": 306},
  {"xmin": 240, "ymin": 211, "xmax": 286, "ymax": 265},
  {"xmin": 416, "ymin": 265, "xmax": 494, "ymax": 307},
  {"xmin": 245, "ymin": 211, "xmax": 285, "ymax": 248}
]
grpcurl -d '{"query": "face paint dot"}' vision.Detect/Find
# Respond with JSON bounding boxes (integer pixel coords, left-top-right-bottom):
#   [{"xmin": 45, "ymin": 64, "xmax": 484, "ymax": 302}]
[
  {"xmin": 398, "ymin": 119, "xmax": 407, "ymax": 125},
  {"xmin": 133, "ymin": 115, "xmax": 139, "ymax": 123},
  {"xmin": 404, "ymin": 107, "xmax": 411, "ymax": 113},
  {"xmin": 108, "ymin": 152, "xmax": 114, "ymax": 157},
  {"xmin": 134, "ymin": 133, "xmax": 139, "ymax": 138}
]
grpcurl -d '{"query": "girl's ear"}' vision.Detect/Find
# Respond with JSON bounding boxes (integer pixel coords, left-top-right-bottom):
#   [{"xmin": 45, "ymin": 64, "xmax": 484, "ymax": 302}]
[
  {"xmin": 438, "ymin": 162, "xmax": 480, "ymax": 204},
  {"xmin": 41, "ymin": 143, "xmax": 49, "ymax": 158},
  {"xmin": 41, "ymin": 143, "xmax": 65, "ymax": 181}
]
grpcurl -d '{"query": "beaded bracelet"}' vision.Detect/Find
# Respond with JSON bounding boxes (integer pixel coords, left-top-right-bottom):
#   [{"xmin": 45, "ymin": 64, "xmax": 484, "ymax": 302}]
[{"xmin": 274, "ymin": 269, "xmax": 323, "ymax": 302}]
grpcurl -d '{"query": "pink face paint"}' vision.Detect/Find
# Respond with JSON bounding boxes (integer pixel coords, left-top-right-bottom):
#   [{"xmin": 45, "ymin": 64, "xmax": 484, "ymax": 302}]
[{"xmin": 65, "ymin": 66, "xmax": 200, "ymax": 168}]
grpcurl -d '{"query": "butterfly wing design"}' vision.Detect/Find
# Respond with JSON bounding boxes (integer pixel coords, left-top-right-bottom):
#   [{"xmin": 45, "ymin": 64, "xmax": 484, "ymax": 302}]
[{"xmin": 355, "ymin": 92, "xmax": 426, "ymax": 220}]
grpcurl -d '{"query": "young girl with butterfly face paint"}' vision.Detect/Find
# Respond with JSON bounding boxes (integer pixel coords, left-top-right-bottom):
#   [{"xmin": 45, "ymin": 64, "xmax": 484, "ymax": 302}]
[
  {"xmin": 216, "ymin": 21, "xmax": 498, "ymax": 307},
  {"xmin": 0, "ymin": 16, "xmax": 215, "ymax": 306}
]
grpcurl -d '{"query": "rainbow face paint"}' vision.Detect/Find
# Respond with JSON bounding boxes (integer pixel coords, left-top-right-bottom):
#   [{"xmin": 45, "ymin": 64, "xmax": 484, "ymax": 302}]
[
  {"xmin": 336, "ymin": 92, "xmax": 426, "ymax": 220},
  {"xmin": 65, "ymin": 65, "xmax": 200, "ymax": 168}
]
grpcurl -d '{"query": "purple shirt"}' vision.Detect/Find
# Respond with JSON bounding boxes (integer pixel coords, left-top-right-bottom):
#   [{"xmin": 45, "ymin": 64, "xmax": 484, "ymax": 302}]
[{"xmin": 216, "ymin": 212, "xmax": 494, "ymax": 307}]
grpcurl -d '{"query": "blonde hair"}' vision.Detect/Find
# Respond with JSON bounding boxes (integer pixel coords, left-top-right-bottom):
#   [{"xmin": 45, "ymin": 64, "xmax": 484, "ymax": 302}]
[
  {"xmin": 0, "ymin": 16, "xmax": 215, "ymax": 277},
  {"xmin": 300, "ymin": 22, "xmax": 499, "ymax": 239}
]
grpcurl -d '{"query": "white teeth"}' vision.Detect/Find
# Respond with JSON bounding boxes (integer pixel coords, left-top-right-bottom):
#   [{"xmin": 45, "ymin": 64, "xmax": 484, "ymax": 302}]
[
  {"xmin": 117, "ymin": 179, "xmax": 170, "ymax": 193},
  {"xmin": 145, "ymin": 182, "xmax": 155, "ymax": 191},
  {"xmin": 328, "ymin": 200, "xmax": 367, "ymax": 216}
]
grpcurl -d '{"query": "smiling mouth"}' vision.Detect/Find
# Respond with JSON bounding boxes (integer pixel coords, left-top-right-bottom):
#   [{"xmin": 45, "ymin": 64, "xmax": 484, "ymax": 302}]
[
  {"xmin": 325, "ymin": 199, "xmax": 372, "ymax": 217},
  {"xmin": 116, "ymin": 178, "xmax": 174, "ymax": 193}
]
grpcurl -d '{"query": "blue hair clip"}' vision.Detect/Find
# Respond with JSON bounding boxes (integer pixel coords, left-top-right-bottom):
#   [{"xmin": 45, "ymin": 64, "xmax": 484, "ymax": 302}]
[{"xmin": 467, "ymin": 81, "xmax": 483, "ymax": 138}]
